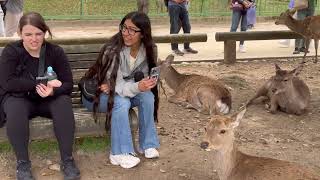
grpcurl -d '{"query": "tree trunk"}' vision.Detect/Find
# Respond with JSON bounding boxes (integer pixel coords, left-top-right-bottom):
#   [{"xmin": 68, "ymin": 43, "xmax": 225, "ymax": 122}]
[{"xmin": 137, "ymin": 0, "xmax": 149, "ymax": 14}]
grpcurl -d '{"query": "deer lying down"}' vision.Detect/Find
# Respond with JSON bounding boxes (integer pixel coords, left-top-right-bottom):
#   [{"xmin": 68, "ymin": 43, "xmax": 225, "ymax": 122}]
[
  {"xmin": 159, "ymin": 55, "xmax": 232, "ymax": 115},
  {"xmin": 275, "ymin": 9, "xmax": 320, "ymax": 63},
  {"xmin": 246, "ymin": 64, "xmax": 310, "ymax": 115},
  {"xmin": 200, "ymin": 109, "xmax": 320, "ymax": 180}
]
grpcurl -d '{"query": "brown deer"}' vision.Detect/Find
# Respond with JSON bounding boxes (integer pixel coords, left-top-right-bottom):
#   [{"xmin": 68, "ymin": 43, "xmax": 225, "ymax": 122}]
[
  {"xmin": 200, "ymin": 108, "xmax": 320, "ymax": 180},
  {"xmin": 246, "ymin": 64, "xmax": 310, "ymax": 115},
  {"xmin": 275, "ymin": 9, "xmax": 320, "ymax": 63},
  {"xmin": 158, "ymin": 54, "xmax": 232, "ymax": 115}
]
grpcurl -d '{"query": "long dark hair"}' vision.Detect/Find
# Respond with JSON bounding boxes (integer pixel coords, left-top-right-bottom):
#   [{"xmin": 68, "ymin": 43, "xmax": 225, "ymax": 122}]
[{"xmin": 85, "ymin": 11, "xmax": 159, "ymax": 131}]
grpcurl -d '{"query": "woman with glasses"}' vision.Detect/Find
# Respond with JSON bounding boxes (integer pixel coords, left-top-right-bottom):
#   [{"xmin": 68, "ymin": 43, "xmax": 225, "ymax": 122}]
[{"xmin": 81, "ymin": 11, "xmax": 160, "ymax": 169}]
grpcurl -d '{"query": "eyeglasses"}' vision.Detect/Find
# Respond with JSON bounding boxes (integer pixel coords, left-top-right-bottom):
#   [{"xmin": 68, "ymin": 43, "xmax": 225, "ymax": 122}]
[{"xmin": 119, "ymin": 24, "xmax": 141, "ymax": 36}]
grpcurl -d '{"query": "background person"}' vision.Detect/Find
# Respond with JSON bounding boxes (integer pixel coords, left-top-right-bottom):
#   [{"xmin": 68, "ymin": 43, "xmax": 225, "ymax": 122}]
[
  {"xmin": 293, "ymin": 0, "xmax": 318, "ymax": 54},
  {"xmin": 4, "ymin": 0, "xmax": 23, "ymax": 37},
  {"xmin": 167, "ymin": 0, "xmax": 198, "ymax": 56},
  {"xmin": 229, "ymin": 0, "xmax": 251, "ymax": 53},
  {"xmin": 0, "ymin": 12, "xmax": 80, "ymax": 180},
  {"xmin": 81, "ymin": 11, "xmax": 160, "ymax": 169}
]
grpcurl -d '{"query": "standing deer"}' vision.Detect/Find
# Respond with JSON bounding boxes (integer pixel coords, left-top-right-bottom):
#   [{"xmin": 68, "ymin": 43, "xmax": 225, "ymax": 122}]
[
  {"xmin": 158, "ymin": 55, "xmax": 232, "ymax": 115},
  {"xmin": 275, "ymin": 9, "xmax": 320, "ymax": 63},
  {"xmin": 200, "ymin": 108, "xmax": 320, "ymax": 180},
  {"xmin": 246, "ymin": 64, "xmax": 310, "ymax": 115}
]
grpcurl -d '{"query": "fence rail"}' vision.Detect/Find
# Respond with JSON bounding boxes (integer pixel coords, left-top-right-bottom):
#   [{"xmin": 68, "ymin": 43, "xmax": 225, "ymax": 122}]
[{"xmin": 25, "ymin": 0, "xmax": 320, "ymax": 20}]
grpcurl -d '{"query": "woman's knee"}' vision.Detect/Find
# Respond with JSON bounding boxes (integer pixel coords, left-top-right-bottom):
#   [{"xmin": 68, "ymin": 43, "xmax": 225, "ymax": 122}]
[
  {"xmin": 113, "ymin": 96, "xmax": 131, "ymax": 112},
  {"xmin": 138, "ymin": 92, "xmax": 155, "ymax": 106}
]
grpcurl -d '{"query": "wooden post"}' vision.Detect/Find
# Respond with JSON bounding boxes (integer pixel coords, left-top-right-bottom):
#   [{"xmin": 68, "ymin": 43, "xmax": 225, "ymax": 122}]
[{"xmin": 224, "ymin": 40, "xmax": 236, "ymax": 64}]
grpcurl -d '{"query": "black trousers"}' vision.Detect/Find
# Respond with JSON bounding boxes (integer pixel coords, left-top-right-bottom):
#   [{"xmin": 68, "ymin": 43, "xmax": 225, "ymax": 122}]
[{"xmin": 3, "ymin": 95, "xmax": 75, "ymax": 161}]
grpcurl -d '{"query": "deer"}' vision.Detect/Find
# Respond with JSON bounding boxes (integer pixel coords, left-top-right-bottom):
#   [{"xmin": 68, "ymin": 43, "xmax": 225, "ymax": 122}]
[
  {"xmin": 275, "ymin": 9, "xmax": 320, "ymax": 63},
  {"xmin": 200, "ymin": 108, "xmax": 320, "ymax": 180},
  {"xmin": 245, "ymin": 64, "xmax": 310, "ymax": 115},
  {"xmin": 158, "ymin": 54, "xmax": 232, "ymax": 115}
]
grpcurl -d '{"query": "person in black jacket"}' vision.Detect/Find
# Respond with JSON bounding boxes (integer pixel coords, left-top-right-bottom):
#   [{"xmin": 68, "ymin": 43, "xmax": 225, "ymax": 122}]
[{"xmin": 0, "ymin": 12, "xmax": 80, "ymax": 180}]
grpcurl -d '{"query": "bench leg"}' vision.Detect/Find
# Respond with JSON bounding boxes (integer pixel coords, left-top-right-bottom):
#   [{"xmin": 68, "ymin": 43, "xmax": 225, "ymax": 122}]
[{"xmin": 224, "ymin": 40, "xmax": 236, "ymax": 64}]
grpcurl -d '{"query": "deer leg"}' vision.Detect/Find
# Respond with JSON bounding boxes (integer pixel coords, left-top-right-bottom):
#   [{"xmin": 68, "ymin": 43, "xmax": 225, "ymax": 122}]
[
  {"xmin": 302, "ymin": 38, "xmax": 311, "ymax": 63},
  {"xmin": 314, "ymin": 39, "xmax": 319, "ymax": 63},
  {"xmin": 246, "ymin": 84, "xmax": 269, "ymax": 107},
  {"xmin": 268, "ymin": 95, "xmax": 279, "ymax": 114}
]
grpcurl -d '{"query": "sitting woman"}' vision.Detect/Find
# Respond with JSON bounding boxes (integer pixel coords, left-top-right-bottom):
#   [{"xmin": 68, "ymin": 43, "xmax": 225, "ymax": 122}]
[
  {"xmin": 0, "ymin": 12, "xmax": 80, "ymax": 180},
  {"xmin": 81, "ymin": 11, "xmax": 160, "ymax": 169}
]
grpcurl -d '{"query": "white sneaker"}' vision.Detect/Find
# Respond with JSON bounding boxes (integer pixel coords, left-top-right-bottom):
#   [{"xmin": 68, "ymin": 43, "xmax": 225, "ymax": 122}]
[
  {"xmin": 109, "ymin": 153, "xmax": 140, "ymax": 169},
  {"xmin": 144, "ymin": 148, "xmax": 159, "ymax": 159},
  {"xmin": 239, "ymin": 45, "xmax": 246, "ymax": 53}
]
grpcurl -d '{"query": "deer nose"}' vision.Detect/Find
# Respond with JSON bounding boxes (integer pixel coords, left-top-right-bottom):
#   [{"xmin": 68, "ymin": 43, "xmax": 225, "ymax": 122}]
[{"xmin": 200, "ymin": 141, "xmax": 209, "ymax": 149}]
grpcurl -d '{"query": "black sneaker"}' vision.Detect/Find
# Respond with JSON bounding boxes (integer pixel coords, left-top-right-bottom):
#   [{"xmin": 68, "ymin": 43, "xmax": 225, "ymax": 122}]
[
  {"xmin": 299, "ymin": 47, "xmax": 310, "ymax": 53},
  {"xmin": 16, "ymin": 160, "xmax": 34, "ymax": 180},
  {"xmin": 61, "ymin": 157, "xmax": 80, "ymax": 180},
  {"xmin": 293, "ymin": 47, "xmax": 300, "ymax": 54},
  {"xmin": 172, "ymin": 49, "xmax": 184, "ymax": 56},
  {"xmin": 184, "ymin": 48, "xmax": 198, "ymax": 54}
]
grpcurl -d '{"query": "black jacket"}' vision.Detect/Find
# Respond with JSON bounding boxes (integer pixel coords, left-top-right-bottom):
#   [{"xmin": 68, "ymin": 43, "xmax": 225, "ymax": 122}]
[{"xmin": 0, "ymin": 40, "xmax": 73, "ymax": 127}]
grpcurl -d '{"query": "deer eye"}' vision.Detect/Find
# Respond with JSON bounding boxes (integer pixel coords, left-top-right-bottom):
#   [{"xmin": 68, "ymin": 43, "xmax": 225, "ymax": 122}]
[
  {"xmin": 204, "ymin": 127, "xmax": 207, "ymax": 132},
  {"xmin": 220, "ymin": 130, "xmax": 226, "ymax": 134}
]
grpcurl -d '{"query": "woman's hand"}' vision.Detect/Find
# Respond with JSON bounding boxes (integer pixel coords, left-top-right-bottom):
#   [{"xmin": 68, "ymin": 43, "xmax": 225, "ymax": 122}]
[
  {"xmin": 47, "ymin": 79, "xmax": 62, "ymax": 88},
  {"xmin": 36, "ymin": 84, "xmax": 54, "ymax": 98},
  {"xmin": 138, "ymin": 77, "xmax": 157, "ymax": 92},
  {"xmin": 100, "ymin": 83, "xmax": 110, "ymax": 94}
]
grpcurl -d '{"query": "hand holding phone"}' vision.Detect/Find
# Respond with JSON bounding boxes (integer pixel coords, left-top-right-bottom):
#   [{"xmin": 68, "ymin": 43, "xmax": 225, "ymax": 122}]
[{"xmin": 36, "ymin": 76, "xmax": 48, "ymax": 85}]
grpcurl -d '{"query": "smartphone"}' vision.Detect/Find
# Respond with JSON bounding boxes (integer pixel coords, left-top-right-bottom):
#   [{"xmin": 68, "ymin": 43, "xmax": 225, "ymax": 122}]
[
  {"xmin": 150, "ymin": 67, "xmax": 160, "ymax": 81},
  {"xmin": 36, "ymin": 76, "xmax": 48, "ymax": 85}
]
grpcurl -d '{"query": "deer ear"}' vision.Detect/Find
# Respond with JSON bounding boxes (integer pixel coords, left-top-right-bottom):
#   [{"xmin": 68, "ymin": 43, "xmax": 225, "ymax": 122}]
[
  {"xmin": 165, "ymin": 54, "xmax": 174, "ymax": 65},
  {"xmin": 289, "ymin": 8, "xmax": 297, "ymax": 15},
  {"xmin": 230, "ymin": 108, "xmax": 246, "ymax": 129},
  {"xmin": 275, "ymin": 63, "xmax": 281, "ymax": 71},
  {"xmin": 291, "ymin": 64, "xmax": 303, "ymax": 76}
]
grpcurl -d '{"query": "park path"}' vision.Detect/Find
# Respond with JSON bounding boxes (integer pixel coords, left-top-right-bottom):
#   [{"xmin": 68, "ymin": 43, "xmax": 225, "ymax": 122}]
[{"xmin": 47, "ymin": 19, "xmax": 316, "ymax": 62}]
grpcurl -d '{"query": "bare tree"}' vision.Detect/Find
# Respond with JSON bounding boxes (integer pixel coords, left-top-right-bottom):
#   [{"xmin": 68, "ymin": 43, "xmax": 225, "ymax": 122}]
[{"xmin": 137, "ymin": 0, "xmax": 149, "ymax": 14}]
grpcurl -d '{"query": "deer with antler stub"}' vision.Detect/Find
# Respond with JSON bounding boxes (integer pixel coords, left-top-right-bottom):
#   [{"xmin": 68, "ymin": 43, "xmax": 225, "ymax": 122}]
[
  {"xmin": 158, "ymin": 55, "xmax": 232, "ymax": 115},
  {"xmin": 200, "ymin": 108, "xmax": 320, "ymax": 180},
  {"xmin": 246, "ymin": 64, "xmax": 310, "ymax": 115},
  {"xmin": 275, "ymin": 9, "xmax": 320, "ymax": 63}
]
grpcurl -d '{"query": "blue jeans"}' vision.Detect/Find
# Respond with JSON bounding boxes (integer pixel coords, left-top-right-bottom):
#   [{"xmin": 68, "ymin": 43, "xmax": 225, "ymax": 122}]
[
  {"xmin": 230, "ymin": 10, "xmax": 247, "ymax": 45},
  {"xmin": 82, "ymin": 92, "xmax": 160, "ymax": 155},
  {"xmin": 168, "ymin": 3, "xmax": 191, "ymax": 50}
]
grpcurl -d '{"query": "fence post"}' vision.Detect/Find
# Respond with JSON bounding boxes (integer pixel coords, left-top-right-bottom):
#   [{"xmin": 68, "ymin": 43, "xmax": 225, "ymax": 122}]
[{"xmin": 80, "ymin": 0, "xmax": 84, "ymax": 19}]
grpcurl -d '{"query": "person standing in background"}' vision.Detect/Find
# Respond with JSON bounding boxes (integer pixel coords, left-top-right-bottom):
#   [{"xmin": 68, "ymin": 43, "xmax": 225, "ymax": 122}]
[
  {"xmin": 293, "ymin": 0, "xmax": 318, "ymax": 54},
  {"xmin": 5, "ymin": 0, "xmax": 23, "ymax": 37},
  {"xmin": 246, "ymin": 0, "xmax": 256, "ymax": 29},
  {"xmin": 168, "ymin": 0, "xmax": 198, "ymax": 56},
  {"xmin": 0, "ymin": 0, "xmax": 6, "ymax": 37},
  {"xmin": 229, "ymin": 0, "xmax": 251, "ymax": 53}
]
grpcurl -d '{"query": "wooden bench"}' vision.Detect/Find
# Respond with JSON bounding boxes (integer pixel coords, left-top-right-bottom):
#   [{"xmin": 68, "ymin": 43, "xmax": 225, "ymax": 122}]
[
  {"xmin": 215, "ymin": 30, "xmax": 304, "ymax": 64},
  {"xmin": 0, "ymin": 33, "xmax": 208, "ymax": 142}
]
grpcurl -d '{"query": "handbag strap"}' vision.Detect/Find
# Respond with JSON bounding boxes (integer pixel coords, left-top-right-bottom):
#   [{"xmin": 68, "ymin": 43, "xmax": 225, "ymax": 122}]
[{"xmin": 38, "ymin": 43, "xmax": 46, "ymax": 77}]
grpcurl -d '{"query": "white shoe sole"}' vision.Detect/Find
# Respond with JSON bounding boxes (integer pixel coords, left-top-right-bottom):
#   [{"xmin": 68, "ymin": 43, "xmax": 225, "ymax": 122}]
[{"xmin": 109, "ymin": 156, "xmax": 140, "ymax": 169}]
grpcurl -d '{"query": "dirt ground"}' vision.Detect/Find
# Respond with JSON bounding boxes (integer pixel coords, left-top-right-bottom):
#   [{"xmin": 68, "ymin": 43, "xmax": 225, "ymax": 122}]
[
  {"xmin": 0, "ymin": 58, "xmax": 319, "ymax": 180},
  {"xmin": 1, "ymin": 21, "xmax": 320, "ymax": 179}
]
